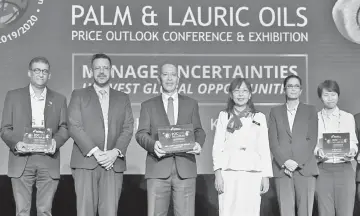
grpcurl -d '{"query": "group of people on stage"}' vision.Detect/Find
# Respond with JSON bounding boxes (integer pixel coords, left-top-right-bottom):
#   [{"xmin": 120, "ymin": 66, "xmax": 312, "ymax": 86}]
[
  {"xmin": 1, "ymin": 53, "xmax": 359, "ymax": 216},
  {"xmin": 213, "ymin": 75, "xmax": 360, "ymax": 216}
]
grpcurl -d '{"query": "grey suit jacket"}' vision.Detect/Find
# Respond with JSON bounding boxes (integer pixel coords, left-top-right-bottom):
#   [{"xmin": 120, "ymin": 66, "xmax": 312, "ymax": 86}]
[
  {"xmin": 268, "ymin": 103, "xmax": 319, "ymax": 177},
  {"xmin": 354, "ymin": 113, "xmax": 360, "ymax": 181},
  {"xmin": 1, "ymin": 86, "xmax": 69, "ymax": 179},
  {"xmin": 68, "ymin": 85, "xmax": 134, "ymax": 172},
  {"xmin": 135, "ymin": 94, "xmax": 206, "ymax": 179}
]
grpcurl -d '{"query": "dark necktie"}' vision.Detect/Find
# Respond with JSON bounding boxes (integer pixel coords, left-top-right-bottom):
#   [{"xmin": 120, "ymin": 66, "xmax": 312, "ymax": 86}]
[{"xmin": 167, "ymin": 97, "xmax": 175, "ymax": 125}]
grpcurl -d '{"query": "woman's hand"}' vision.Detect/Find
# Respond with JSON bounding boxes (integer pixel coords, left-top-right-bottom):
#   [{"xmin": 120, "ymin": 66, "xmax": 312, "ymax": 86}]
[
  {"xmin": 214, "ymin": 169, "xmax": 224, "ymax": 194},
  {"xmin": 260, "ymin": 177, "xmax": 270, "ymax": 195}
]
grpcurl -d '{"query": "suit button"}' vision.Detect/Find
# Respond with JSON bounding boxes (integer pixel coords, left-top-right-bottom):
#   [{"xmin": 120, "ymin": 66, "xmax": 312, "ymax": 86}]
[{"xmin": 289, "ymin": 141, "xmax": 292, "ymax": 144}]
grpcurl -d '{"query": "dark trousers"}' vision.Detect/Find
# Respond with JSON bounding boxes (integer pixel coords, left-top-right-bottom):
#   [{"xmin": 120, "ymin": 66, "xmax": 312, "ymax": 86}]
[
  {"xmin": 11, "ymin": 155, "xmax": 59, "ymax": 216},
  {"xmin": 315, "ymin": 162, "xmax": 355, "ymax": 216},
  {"xmin": 274, "ymin": 172, "xmax": 316, "ymax": 216},
  {"xmin": 72, "ymin": 166, "xmax": 123, "ymax": 216},
  {"xmin": 147, "ymin": 159, "xmax": 196, "ymax": 216}
]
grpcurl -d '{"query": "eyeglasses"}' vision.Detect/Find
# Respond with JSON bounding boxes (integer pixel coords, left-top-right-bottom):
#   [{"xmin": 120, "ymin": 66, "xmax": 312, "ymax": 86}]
[
  {"xmin": 285, "ymin": 85, "xmax": 301, "ymax": 89},
  {"xmin": 233, "ymin": 89, "xmax": 250, "ymax": 95},
  {"xmin": 32, "ymin": 68, "xmax": 49, "ymax": 75},
  {"xmin": 93, "ymin": 66, "xmax": 111, "ymax": 72}
]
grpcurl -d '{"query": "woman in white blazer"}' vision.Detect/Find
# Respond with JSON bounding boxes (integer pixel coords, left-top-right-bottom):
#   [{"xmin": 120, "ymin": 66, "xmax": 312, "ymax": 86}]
[{"xmin": 212, "ymin": 78, "xmax": 273, "ymax": 216}]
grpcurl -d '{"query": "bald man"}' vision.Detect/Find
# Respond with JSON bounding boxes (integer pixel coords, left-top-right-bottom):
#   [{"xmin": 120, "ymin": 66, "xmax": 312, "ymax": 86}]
[{"xmin": 135, "ymin": 64, "xmax": 206, "ymax": 216}]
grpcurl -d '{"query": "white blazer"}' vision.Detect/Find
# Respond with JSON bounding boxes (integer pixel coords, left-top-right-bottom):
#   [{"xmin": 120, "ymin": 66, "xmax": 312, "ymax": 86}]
[{"xmin": 212, "ymin": 111, "xmax": 273, "ymax": 177}]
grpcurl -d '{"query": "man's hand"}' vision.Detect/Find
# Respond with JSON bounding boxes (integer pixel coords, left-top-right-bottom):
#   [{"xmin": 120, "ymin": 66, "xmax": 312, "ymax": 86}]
[
  {"xmin": 344, "ymin": 148, "xmax": 357, "ymax": 161},
  {"xmin": 96, "ymin": 149, "xmax": 119, "ymax": 170},
  {"xmin": 357, "ymin": 153, "xmax": 360, "ymax": 163},
  {"xmin": 186, "ymin": 142, "xmax": 202, "ymax": 155},
  {"xmin": 15, "ymin": 141, "xmax": 27, "ymax": 154},
  {"xmin": 284, "ymin": 168, "xmax": 293, "ymax": 178},
  {"xmin": 44, "ymin": 139, "xmax": 56, "ymax": 155},
  {"xmin": 93, "ymin": 149, "xmax": 106, "ymax": 162},
  {"xmin": 214, "ymin": 169, "xmax": 224, "ymax": 194},
  {"xmin": 154, "ymin": 141, "xmax": 166, "ymax": 158},
  {"xmin": 260, "ymin": 177, "xmax": 270, "ymax": 195},
  {"xmin": 284, "ymin": 159, "xmax": 298, "ymax": 172}
]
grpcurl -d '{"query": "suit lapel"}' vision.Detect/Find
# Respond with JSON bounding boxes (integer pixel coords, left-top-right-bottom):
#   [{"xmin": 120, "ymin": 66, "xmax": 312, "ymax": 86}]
[
  {"xmin": 177, "ymin": 94, "xmax": 185, "ymax": 125},
  {"xmin": 44, "ymin": 88, "xmax": 54, "ymax": 128},
  {"xmin": 292, "ymin": 102, "xmax": 305, "ymax": 133},
  {"xmin": 89, "ymin": 86, "xmax": 104, "ymax": 127},
  {"xmin": 156, "ymin": 95, "xmax": 170, "ymax": 125},
  {"xmin": 107, "ymin": 88, "xmax": 116, "ymax": 138},
  {"xmin": 23, "ymin": 86, "xmax": 32, "ymax": 127},
  {"xmin": 282, "ymin": 104, "xmax": 292, "ymax": 137}
]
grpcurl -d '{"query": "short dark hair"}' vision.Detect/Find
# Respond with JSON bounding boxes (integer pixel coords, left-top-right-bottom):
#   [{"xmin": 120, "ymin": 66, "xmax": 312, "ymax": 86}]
[
  {"xmin": 317, "ymin": 80, "xmax": 340, "ymax": 98},
  {"xmin": 283, "ymin": 74, "xmax": 302, "ymax": 88},
  {"xmin": 91, "ymin": 53, "xmax": 112, "ymax": 67},
  {"xmin": 29, "ymin": 57, "xmax": 50, "ymax": 70}
]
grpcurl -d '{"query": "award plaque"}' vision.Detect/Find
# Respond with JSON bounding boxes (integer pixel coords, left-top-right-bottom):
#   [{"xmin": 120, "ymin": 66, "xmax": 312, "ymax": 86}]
[
  {"xmin": 322, "ymin": 133, "xmax": 350, "ymax": 158},
  {"xmin": 22, "ymin": 127, "xmax": 52, "ymax": 153},
  {"xmin": 158, "ymin": 124, "xmax": 195, "ymax": 153}
]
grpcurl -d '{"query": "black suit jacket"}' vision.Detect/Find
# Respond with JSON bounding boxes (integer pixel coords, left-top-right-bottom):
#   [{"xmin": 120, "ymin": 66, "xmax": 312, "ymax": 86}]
[
  {"xmin": 268, "ymin": 103, "xmax": 319, "ymax": 177},
  {"xmin": 1, "ymin": 86, "xmax": 69, "ymax": 178},
  {"xmin": 135, "ymin": 94, "xmax": 206, "ymax": 179}
]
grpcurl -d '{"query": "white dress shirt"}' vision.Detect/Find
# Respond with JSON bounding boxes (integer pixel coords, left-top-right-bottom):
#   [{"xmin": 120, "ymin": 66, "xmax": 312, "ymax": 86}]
[
  {"xmin": 93, "ymin": 84, "xmax": 110, "ymax": 151},
  {"xmin": 286, "ymin": 101, "xmax": 299, "ymax": 132},
  {"xmin": 212, "ymin": 111, "xmax": 273, "ymax": 177},
  {"xmin": 29, "ymin": 84, "xmax": 47, "ymax": 128},
  {"xmin": 162, "ymin": 92, "xmax": 179, "ymax": 124},
  {"xmin": 87, "ymin": 84, "xmax": 123, "ymax": 157},
  {"xmin": 315, "ymin": 107, "xmax": 358, "ymax": 163}
]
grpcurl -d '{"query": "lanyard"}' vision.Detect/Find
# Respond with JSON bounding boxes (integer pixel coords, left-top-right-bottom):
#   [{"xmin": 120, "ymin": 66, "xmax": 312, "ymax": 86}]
[{"xmin": 321, "ymin": 109, "xmax": 341, "ymax": 133}]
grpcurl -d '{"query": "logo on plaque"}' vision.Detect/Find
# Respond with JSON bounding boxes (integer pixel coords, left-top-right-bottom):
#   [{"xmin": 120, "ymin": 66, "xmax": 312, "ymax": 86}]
[
  {"xmin": 158, "ymin": 124, "xmax": 195, "ymax": 154},
  {"xmin": 22, "ymin": 127, "xmax": 52, "ymax": 153},
  {"xmin": 323, "ymin": 132, "xmax": 350, "ymax": 158}
]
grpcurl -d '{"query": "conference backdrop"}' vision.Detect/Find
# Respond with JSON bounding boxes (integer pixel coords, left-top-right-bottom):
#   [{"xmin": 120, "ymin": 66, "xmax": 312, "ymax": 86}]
[{"xmin": 0, "ymin": 0, "xmax": 359, "ymax": 176}]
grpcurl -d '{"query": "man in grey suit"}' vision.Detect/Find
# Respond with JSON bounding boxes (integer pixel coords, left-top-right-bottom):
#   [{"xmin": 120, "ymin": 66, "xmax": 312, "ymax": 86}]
[
  {"xmin": 68, "ymin": 53, "xmax": 134, "ymax": 216},
  {"xmin": 354, "ymin": 113, "xmax": 360, "ymax": 200},
  {"xmin": 268, "ymin": 74, "xmax": 318, "ymax": 216},
  {"xmin": 1, "ymin": 56, "xmax": 69, "ymax": 216},
  {"xmin": 136, "ymin": 63, "xmax": 206, "ymax": 216}
]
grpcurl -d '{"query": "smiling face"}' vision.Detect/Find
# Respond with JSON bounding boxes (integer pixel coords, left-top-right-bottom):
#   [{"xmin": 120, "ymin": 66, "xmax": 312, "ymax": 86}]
[
  {"xmin": 92, "ymin": 58, "xmax": 111, "ymax": 87},
  {"xmin": 231, "ymin": 82, "xmax": 251, "ymax": 107},
  {"xmin": 159, "ymin": 64, "xmax": 179, "ymax": 94},
  {"xmin": 28, "ymin": 61, "xmax": 50, "ymax": 88},
  {"xmin": 285, "ymin": 77, "xmax": 302, "ymax": 100},
  {"xmin": 321, "ymin": 89, "xmax": 339, "ymax": 109}
]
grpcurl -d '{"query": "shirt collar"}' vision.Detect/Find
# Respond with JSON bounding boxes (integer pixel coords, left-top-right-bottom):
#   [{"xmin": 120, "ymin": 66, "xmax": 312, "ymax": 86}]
[
  {"xmin": 321, "ymin": 106, "xmax": 340, "ymax": 118},
  {"xmin": 29, "ymin": 84, "xmax": 47, "ymax": 100},
  {"xmin": 93, "ymin": 83, "xmax": 110, "ymax": 95},
  {"xmin": 162, "ymin": 92, "xmax": 178, "ymax": 102},
  {"xmin": 286, "ymin": 100, "xmax": 299, "ymax": 112}
]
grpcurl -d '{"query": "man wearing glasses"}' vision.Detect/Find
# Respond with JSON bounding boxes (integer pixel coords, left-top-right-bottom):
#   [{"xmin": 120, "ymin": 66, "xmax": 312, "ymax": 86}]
[
  {"xmin": 1, "ymin": 56, "xmax": 69, "ymax": 216},
  {"xmin": 268, "ymin": 74, "xmax": 318, "ymax": 216},
  {"xmin": 68, "ymin": 53, "xmax": 134, "ymax": 216}
]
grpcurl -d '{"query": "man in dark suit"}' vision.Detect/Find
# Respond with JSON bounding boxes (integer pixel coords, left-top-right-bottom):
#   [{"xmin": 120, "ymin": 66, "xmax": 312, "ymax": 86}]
[
  {"xmin": 268, "ymin": 74, "xmax": 318, "ymax": 216},
  {"xmin": 1, "ymin": 56, "xmax": 69, "ymax": 216},
  {"xmin": 68, "ymin": 53, "xmax": 134, "ymax": 216},
  {"xmin": 136, "ymin": 63, "xmax": 206, "ymax": 216},
  {"xmin": 354, "ymin": 113, "xmax": 360, "ymax": 200}
]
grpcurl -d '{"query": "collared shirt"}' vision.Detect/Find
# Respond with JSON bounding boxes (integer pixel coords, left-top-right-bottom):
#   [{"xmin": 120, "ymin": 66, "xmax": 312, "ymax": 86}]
[
  {"xmin": 315, "ymin": 107, "xmax": 358, "ymax": 163},
  {"xmin": 29, "ymin": 84, "xmax": 47, "ymax": 128},
  {"xmin": 87, "ymin": 85, "xmax": 123, "ymax": 158},
  {"xmin": 93, "ymin": 84, "xmax": 110, "ymax": 151},
  {"xmin": 162, "ymin": 92, "xmax": 179, "ymax": 125},
  {"xmin": 286, "ymin": 101, "xmax": 299, "ymax": 132}
]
